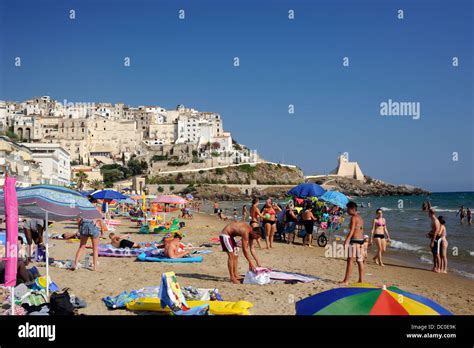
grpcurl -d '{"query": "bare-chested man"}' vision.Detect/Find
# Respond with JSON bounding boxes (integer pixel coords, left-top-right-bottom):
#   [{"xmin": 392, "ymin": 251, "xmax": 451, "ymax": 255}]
[
  {"xmin": 341, "ymin": 201, "xmax": 365, "ymax": 285},
  {"xmin": 426, "ymin": 208, "xmax": 441, "ymax": 273},
  {"xmin": 219, "ymin": 221, "xmax": 261, "ymax": 284}
]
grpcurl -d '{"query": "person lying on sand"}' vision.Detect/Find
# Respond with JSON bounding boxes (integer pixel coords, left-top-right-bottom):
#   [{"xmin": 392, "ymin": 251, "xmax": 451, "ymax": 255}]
[
  {"xmin": 109, "ymin": 233, "xmax": 140, "ymax": 249},
  {"xmin": 163, "ymin": 233, "xmax": 191, "ymax": 259},
  {"xmin": 219, "ymin": 221, "xmax": 261, "ymax": 284}
]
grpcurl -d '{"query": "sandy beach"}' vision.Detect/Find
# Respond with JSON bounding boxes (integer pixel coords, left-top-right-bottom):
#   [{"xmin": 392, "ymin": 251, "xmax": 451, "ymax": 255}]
[{"xmin": 39, "ymin": 212, "xmax": 474, "ymax": 315}]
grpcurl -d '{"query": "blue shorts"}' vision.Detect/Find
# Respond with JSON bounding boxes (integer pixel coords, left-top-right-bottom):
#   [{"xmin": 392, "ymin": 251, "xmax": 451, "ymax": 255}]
[
  {"xmin": 79, "ymin": 220, "xmax": 100, "ymax": 239},
  {"xmin": 284, "ymin": 221, "xmax": 296, "ymax": 233}
]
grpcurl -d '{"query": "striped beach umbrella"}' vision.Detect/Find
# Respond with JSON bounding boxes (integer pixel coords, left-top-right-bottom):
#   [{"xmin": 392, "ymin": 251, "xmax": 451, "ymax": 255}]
[{"xmin": 295, "ymin": 283, "xmax": 452, "ymax": 315}]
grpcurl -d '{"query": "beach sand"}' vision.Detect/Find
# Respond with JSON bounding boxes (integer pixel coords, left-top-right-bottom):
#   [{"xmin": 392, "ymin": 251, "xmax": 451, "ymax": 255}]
[{"xmin": 39, "ymin": 213, "xmax": 474, "ymax": 315}]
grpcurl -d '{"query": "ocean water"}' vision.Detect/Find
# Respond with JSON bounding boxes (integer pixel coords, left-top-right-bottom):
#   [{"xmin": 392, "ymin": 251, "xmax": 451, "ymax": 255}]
[{"xmin": 201, "ymin": 192, "xmax": 474, "ymax": 279}]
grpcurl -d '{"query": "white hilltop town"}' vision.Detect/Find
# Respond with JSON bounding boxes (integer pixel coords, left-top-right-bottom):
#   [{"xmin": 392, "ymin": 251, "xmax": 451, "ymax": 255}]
[{"xmin": 0, "ymin": 96, "xmax": 368, "ymax": 193}]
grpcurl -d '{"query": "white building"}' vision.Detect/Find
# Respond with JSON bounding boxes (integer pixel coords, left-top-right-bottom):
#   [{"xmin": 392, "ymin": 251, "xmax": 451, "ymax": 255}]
[{"xmin": 23, "ymin": 143, "xmax": 71, "ymax": 186}]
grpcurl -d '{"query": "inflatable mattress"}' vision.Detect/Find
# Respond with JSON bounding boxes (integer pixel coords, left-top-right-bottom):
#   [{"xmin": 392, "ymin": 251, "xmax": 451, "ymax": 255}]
[{"xmin": 137, "ymin": 252, "xmax": 203, "ymax": 263}]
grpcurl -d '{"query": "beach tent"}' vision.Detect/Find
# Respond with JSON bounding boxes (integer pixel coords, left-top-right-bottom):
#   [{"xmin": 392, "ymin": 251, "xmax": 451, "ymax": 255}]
[
  {"xmin": 288, "ymin": 183, "xmax": 326, "ymax": 198},
  {"xmin": 0, "ymin": 175, "xmax": 18, "ymax": 314},
  {"xmin": 319, "ymin": 191, "xmax": 349, "ymax": 208},
  {"xmin": 295, "ymin": 283, "xmax": 452, "ymax": 315},
  {"xmin": 0, "ymin": 185, "xmax": 101, "ymax": 298}
]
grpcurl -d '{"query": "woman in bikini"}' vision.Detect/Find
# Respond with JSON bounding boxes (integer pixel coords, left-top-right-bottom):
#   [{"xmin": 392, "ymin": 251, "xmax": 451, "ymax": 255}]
[
  {"xmin": 249, "ymin": 198, "xmax": 264, "ymax": 249},
  {"xmin": 438, "ymin": 216, "xmax": 448, "ymax": 273},
  {"xmin": 370, "ymin": 209, "xmax": 391, "ymax": 266},
  {"xmin": 261, "ymin": 199, "xmax": 281, "ymax": 249}
]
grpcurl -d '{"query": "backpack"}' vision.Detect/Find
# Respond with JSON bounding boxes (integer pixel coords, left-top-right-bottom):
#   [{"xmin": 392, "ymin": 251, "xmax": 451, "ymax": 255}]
[{"xmin": 49, "ymin": 288, "xmax": 75, "ymax": 315}]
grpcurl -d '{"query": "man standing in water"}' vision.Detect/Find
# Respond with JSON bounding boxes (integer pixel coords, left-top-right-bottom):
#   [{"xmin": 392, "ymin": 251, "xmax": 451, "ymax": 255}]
[
  {"xmin": 467, "ymin": 208, "xmax": 472, "ymax": 225},
  {"xmin": 456, "ymin": 205, "xmax": 466, "ymax": 224},
  {"xmin": 427, "ymin": 208, "xmax": 441, "ymax": 273},
  {"xmin": 341, "ymin": 202, "xmax": 365, "ymax": 285},
  {"xmin": 219, "ymin": 221, "xmax": 261, "ymax": 284}
]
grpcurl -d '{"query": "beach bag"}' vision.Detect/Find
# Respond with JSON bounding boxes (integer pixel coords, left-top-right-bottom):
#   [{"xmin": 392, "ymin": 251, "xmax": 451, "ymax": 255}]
[
  {"xmin": 50, "ymin": 288, "xmax": 75, "ymax": 315},
  {"xmin": 243, "ymin": 271, "xmax": 271, "ymax": 285}
]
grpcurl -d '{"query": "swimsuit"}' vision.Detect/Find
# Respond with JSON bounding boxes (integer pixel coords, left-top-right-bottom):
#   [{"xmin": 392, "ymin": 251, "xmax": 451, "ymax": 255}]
[
  {"xmin": 373, "ymin": 234, "xmax": 385, "ymax": 239},
  {"xmin": 119, "ymin": 239, "xmax": 135, "ymax": 249},
  {"xmin": 431, "ymin": 237, "xmax": 443, "ymax": 255},
  {"xmin": 349, "ymin": 239, "xmax": 365, "ymax": 245},
  {"xmin": 303, "ymin": 220, "xmax": 314, "ymax": 235},
  {"xmin": 219, "ymin": 234, "xmax": 238, "ymax": 254}
]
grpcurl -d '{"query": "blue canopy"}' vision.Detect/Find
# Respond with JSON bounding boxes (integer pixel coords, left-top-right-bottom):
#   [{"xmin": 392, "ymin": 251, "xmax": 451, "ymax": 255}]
[
  {"xmin": 320, "ymin": 191, "xmax": 349, "ymax": 208},
  {"xmin": 90, "ymin": 189, "xmax": 127, "ymax": 201},
  {"xmin": 287, "ymin": 183, "xmax": 326, "ymax": 198}
]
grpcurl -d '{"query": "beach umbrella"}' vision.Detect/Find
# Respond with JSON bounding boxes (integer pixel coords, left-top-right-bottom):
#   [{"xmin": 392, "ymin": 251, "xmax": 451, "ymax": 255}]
[
  {"xmin": 288, "ymin": 183, "xmax": 326, "ymax": 198},
  {"xmin": 90, "ymin": 189, "xmax": 127, "ymax": 201},
  {"xmin": 295, "ymin": 283, "xmax": 452, "ymax": 315},
  {"xmin": 0, "ymin": 185, "xmax": 101, "ymax": 298},
  {"xmin": 319, "ymin": 191, "xmax": 349, "ymax": 208},
  {"xmin": 153, "ymin": 195, "xmax": 188, "ymax": 205}
]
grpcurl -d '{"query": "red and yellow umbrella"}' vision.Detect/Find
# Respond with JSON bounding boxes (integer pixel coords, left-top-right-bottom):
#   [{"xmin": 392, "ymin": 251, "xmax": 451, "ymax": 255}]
[{"xmin": 296, "ymin": 283, "xmax": 452, "ymax": 315}]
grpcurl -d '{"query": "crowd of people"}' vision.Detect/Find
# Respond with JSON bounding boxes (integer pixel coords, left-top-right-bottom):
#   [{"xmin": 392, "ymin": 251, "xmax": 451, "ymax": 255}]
[{"xmin": 215, "ymin": 195, "xmax": 459, "ymax": 284}]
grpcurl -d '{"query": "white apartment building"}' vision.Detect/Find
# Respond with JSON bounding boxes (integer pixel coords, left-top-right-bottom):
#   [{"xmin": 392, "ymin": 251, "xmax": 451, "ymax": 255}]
[{"xmin": 23, "ymin": 143, "xmax": 71, "ymax": 186}]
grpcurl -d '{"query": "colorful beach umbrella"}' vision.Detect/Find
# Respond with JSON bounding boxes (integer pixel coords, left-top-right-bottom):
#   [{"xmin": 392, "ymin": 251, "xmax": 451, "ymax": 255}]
[
  {"xmin": 295, "ymin": 283, "xmax": 452, "ymax": 315},
  {"xmin": 288, "ymin": 183, "xmax": 326, "ymax": 198},
  {"xmin": 319, "ymin": 191, "xmax": 349, "ymax": 208}
]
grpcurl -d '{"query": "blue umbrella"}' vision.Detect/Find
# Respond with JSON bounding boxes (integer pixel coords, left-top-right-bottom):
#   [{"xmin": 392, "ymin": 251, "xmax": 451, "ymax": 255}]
[
  {"xmin": 288, "ymin": 183, "xmax": 326, "ymax": 198},
  {"xmin": 90, "ymin": 189, "xmax": 127, "ymax": 201},
  {"xmin": 320, "ymin": 191, "xmax": 349, "ymax": 208}
]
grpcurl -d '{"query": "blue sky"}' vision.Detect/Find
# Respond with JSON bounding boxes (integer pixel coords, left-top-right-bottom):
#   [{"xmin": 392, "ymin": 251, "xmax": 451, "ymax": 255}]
[{"xmin": 0, "ymin": 0, "xmax": 472, "ymax": 192}]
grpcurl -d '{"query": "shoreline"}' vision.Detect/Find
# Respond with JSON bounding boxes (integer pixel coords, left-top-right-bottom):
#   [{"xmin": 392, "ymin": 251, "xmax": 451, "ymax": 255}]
[{"xmin": 36, "ymin": 211, "xmax": 474, "ymax": 315}]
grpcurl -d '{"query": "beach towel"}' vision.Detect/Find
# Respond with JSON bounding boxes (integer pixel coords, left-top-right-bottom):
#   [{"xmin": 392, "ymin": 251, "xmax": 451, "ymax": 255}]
[
  {"xmin": 102, "ymin": 291, "xmax": 140, "ymax": 309},
  {"xmin": 243, "ymin": 268, "xmax": 318, "ymax": 284},
  {"xmin": 137, "ymin": 252, "xmax": 203, "ymax": 263},
  {"xmin": 98, "ymin": 244, "xmax": 155, "ymax": 258}
]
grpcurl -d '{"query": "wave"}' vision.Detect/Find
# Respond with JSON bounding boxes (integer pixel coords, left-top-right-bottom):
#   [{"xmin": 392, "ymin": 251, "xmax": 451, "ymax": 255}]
[
  {"xmin": 430, "ymin": 206, "xmax": 458, "ymax": 213},
  {"xmin": 389, "ymin": 239, "xmax": 424, "ymax": 252},
  {"xmin": 379, "ymin": 207, "xmax": 393, "ymax": 211},
  {"xmin": 469, "ymin": 251, "xmax": 474, "ymax": 257},
  {"xmin": 419, "ymin": 255, "xmax": 433, "ymax": 264},
  {"xmin": 451, "ymin": 269, "xmax": 474, "ymax": 280}
]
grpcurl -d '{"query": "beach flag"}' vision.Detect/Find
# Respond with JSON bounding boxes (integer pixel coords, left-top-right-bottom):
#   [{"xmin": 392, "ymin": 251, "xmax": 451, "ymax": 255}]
[
  {"xmin": 3, "ymin": 175, "xmax": 18, "ymax": 287},
  {"xmin": 141, "ymin": 191, "xmax": 146, "ymax": 212},
  {"xmin": 296, "ymin": 283, "xmax": 452, "ymax": 315}
]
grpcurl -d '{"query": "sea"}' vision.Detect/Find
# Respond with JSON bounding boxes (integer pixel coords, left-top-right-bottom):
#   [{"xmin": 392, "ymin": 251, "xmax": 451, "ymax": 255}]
[{"xmin": 200, "ymin": 192, "xmax": 474, "ymax": 280}]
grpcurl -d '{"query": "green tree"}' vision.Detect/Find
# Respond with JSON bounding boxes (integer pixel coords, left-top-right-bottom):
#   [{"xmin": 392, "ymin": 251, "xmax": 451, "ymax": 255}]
[
  {"xmin": 157, "ymin": 186, "xmax": 164, "ymax": 193},
  {"xmin": 75, "ymin": 171, "xmax": 88, "ymax": 191},
  {"xmin": 89, "ymin": 179, "xmax": 104, "ymax": 190},
  {"xmin": 127, "ymin": 159, "xmax": 143, "ymax": 176}
]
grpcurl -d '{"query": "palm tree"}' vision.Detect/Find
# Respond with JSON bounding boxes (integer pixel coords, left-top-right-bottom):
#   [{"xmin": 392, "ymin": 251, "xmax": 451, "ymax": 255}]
[
  {"xmin": 75, "ymin": 171, "xmax": 88, "ymax": 191},
  {"xmin": 89, "ymin": 179, "xmax": 104, "ymax": 190}
]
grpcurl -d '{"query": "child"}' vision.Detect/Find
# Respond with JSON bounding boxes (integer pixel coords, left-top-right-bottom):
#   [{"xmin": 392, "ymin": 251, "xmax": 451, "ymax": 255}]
[{"xmin": 109, "ymin": 233, "xmax": 140, "ymax": 249}]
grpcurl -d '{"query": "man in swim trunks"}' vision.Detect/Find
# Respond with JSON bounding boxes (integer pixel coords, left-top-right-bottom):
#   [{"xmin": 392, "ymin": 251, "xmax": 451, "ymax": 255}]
[
  {"xmin": 219, "ymin": 221, "xmax": 261, "ymax": 284},
  {"xmin": 341, "ymin": 201, "xmax": 365, "ymax": 285},
  {"xmin": 426, "ymin": 209, "xmax": 441, "ymax": 273},
  {"xmin": 163, "ymin": 233, "xmax": 191, "ymax": 259},
  {"xmin": 109, "ymin": 233, "xmax": 141, "ymax": 249}
]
